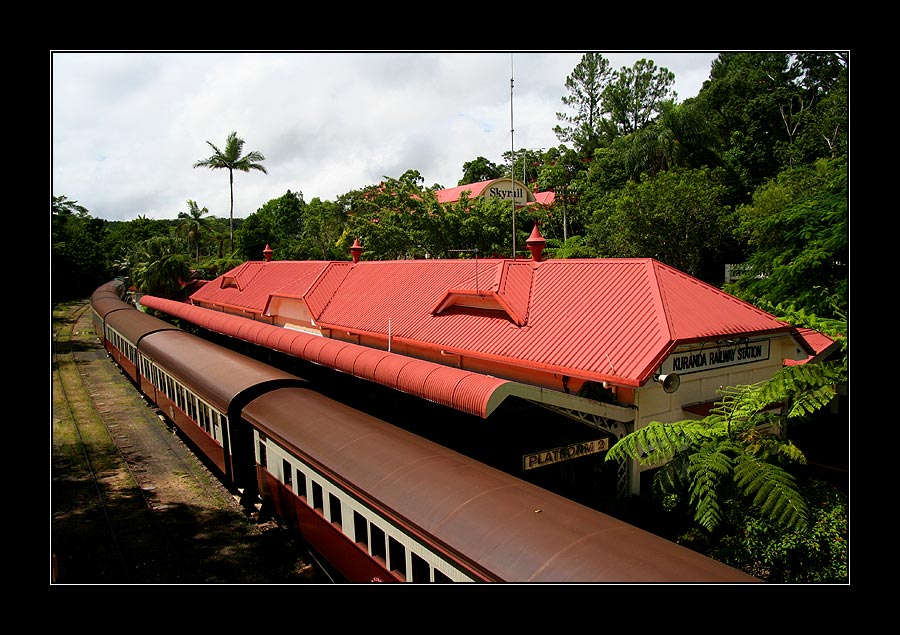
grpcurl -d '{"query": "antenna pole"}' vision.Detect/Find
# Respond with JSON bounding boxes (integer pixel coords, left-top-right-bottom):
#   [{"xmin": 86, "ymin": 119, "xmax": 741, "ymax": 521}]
[{"xmin": 510, "ymin": 54, "xmax": 516, "ymax": 259}]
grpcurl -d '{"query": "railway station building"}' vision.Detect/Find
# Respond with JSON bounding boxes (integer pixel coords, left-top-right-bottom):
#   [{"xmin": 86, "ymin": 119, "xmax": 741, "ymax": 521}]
[{"xmin": 139, "ymin": 180, "xmax": 838, "ymax": 504}]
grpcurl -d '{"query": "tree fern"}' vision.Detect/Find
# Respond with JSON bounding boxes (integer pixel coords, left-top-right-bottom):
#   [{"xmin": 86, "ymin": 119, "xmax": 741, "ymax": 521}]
[
  {"xmin": 607, "ymin": 374, "xmax": 818, "ymax": 533},
  {"xmin": 733, "ymin": 455, "xmax": 808, "ymax": 530},
  {"xmin": 607, "ymin": 304, "xmax": 845, "ymax": 535},
  {"xmin": 605, "ymin": 419, "xmax": 712, "ymax": 466},
  {"xmin": 687, "ymin": 443, "xmax": 735, "ymax": 531}
]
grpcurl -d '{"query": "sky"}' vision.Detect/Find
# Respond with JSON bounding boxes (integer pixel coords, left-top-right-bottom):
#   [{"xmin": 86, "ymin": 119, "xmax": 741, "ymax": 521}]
[{"xmin": 51, "ymin": 51, "xmax": 721, "ymax": 222}]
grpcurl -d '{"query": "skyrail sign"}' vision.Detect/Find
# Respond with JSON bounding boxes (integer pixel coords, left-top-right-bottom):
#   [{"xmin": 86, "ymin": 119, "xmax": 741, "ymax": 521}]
[
  {"xmin": 523, "ymin": 438, "xmax": 608, "ymax": 471},
  {"xmin": 485, "ymin": 179, "xmax": 529, "ymax": 206},
  {"xmin": 659, "ymin": 339, "xmax": 771, "ymax": 376}
]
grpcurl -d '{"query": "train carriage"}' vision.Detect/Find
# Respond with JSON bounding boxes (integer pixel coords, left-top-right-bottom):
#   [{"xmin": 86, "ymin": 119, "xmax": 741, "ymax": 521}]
[
  {"xmin": 136, "ymin": 330, "xmax": 305, "ymax": 489},
  {"xmin": 103, "ymin": 308, "xmax": 181, "ymax": 384},
  {"xmin": 89, "ymin": 279, "xmax": 129, "ymax": 345},
  {"xmin": 243, "ymin": 386, "xmax": 759, "ymax": 583}
]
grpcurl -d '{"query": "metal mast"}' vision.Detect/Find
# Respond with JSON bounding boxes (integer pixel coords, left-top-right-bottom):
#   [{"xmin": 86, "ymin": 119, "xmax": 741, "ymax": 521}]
[{"xmin": 510, "ymin": 54, "xmax": 516, "ymax": 259}]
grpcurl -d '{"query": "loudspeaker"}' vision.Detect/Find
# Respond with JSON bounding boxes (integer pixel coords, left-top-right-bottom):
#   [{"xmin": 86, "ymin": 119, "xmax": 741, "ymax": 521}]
[{"xmin": 658, "ymin": 373, "xmax": 680, "ymax": 393}]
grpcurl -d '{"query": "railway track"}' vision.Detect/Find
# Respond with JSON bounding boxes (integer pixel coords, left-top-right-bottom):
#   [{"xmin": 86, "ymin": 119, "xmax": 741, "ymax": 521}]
[
  {"xmin": 52, "ymin": 301, "xmax": 179, "ymax": 581},
  {"xmin": 51, "ymin": 299, "xmax": 325, "ymax": 584}
]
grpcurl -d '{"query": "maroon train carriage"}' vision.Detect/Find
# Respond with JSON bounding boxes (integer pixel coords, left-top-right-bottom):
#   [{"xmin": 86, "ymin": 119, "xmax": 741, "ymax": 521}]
[
  {"xmin": 89, "ymin": 280, "xmax": 129, "ymax": 345},
  {"xmin": 242, "ymin": 386, "xmax": 760, "ymax": 584},
  {"xmin": 135, "ymin": 329, "xmax": 306, "ymax": 490},
  {"xmin": 90, "ymin": 279, "xmax": 125, "ymax": 300},
  {"xmin": 103, "ymin": 306, "xmax": 182, "ymax": 385}
]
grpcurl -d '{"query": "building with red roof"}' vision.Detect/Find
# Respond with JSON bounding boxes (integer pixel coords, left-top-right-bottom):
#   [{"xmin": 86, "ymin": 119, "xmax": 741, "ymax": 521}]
[
  {"xmin": 140, "ymin": 230, "xmax": 825, "ymax": 496},
  {"xmin": 434, "ymin": 177, "xmax": 554, "ymax": 207}
]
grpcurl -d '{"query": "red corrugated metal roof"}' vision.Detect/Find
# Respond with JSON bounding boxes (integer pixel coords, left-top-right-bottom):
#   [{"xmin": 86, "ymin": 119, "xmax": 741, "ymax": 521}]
[
  {"xmin": 311, "ymin": 258, "xmax": 793, "ymax": 387},
  {"xmin": 435, "ymin": 180, "xmax": 494, "ymax": 204},
  {"xmin": 190, "ymin": 260, "xmax": 335, "ymax": 314},
  {"xmin": 784, "ymin": 327, "xmax": 838, "ymax": 365},
  {"xmin": 181, "ymin": 257, "xmax": 794, "ymax": 389}
]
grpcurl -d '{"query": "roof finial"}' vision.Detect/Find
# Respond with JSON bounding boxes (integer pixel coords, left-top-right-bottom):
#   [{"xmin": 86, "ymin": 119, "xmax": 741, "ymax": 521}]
[
  {"xmin": 263, "ymin": 243, "xmax": 273, "ymax": 262},
  {"xmin": 350, "ymin": 238, "xmax": 363, "ymax": 263},
  {"xmin": 526, "ymin": 224, "xmax": 546, "ymax": 262}
]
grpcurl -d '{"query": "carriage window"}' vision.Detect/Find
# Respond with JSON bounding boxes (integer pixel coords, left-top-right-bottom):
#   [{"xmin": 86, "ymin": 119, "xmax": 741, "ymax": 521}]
[
  {"xmin": 433, "ymin": 569, "xmax": 452, "ymax": 583},
  {"xmin": 312, "ymin": 481, "xmax": 324, "ymax": 512},
  {"xmin": 296, "ymin": 469, "xmax": 307, "ymax": 499},
  {"xmin": 411, "ymin": 552, "xmax": 430, "ymax": 583},
  {"xmin": 329, "ymin": 493, "xmax": 342, "ymax": 528},
  {"xmin": 354, "ymin": 512, "xmax": 368, "ymax": 549},
  {"xmin": 370, "ymin": 524, "xmax": 386, "ymax": 563},
  {"xmin": 389, "ymin": 536, "xmax": 407, "ymax": 580},
  {"xmin": 258, "ymin": 441, "xmax": 267, "ymax": 468},
  {"xmin": 283, "ymin": 459, "xmax": 292, "ymax": 488}
]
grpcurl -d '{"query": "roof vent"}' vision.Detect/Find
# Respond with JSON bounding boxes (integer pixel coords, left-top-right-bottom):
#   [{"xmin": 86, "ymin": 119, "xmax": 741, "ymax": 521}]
[
  {"xmin": 526, "ymin": 224, "xmax": 547, "ymax": 261},
  {"xmin": 350, "ymin": 238, "xmax": 363, "ymax": 263},
  {"xmin": 263, "ymin": 244, "xmax": 273, "ymax": 262}
]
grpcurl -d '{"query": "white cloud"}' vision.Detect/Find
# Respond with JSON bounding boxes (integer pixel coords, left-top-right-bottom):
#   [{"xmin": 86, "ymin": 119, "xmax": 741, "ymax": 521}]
[{"xmin": 51, "ymin": 51, "xmax": 720, "ymax": 221}]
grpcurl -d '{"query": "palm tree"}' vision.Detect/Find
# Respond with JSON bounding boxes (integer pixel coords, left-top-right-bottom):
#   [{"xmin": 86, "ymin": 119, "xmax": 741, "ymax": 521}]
[
  {"xmin": 193, "ymin": 131, "xmax": 268, "ymax": 253},
  {"xmin": 176, "ymin": 200, "xmax": 214, "ymax": 264}
]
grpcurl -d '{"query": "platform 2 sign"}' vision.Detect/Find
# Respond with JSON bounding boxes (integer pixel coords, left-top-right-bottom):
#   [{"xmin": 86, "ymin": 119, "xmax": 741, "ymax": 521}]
[
  {"xmin": 523, "ymin": 438, "xmax": 609, "ymax": 471},
  {"xmin": 659, "ymin": 339, "xmax": 771, "ymax": 376}
]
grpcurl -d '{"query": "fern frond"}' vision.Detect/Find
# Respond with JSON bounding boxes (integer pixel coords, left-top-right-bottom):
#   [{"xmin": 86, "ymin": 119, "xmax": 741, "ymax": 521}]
[
  {"xmin": 606, "ymin": 420, "xmax": 695, "ymax": 465},
  {"xmin": 733, "ymin": 454, "xmax": 808, "ymax": 531},
  {"xmin": 709, "ymin": 381, "xmax": 776, "ymax": 434},
  {"xmin": 684, "ymin": 443, "xmax": 736, "ymax": 531},
  {"xmin": 607, "ymin": 419, "xmax": 721, "ymax": 466},
  {"xmin": 775, "ymin": 439, "xmax": 807, "ymax": 464},
  {"xmin": 653, "ymin": 457, "xmax": 688, "ymax": 495},
  {"xmin": 757, "ymin": 362, "xmax": 842, "ymax": 418}
]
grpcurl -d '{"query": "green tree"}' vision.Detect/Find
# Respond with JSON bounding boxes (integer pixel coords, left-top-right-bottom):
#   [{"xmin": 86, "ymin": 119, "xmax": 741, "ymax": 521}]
[
  {"xmin": 460, "ymin": 156, "xmax": 503, "ymax": 185},
  {"xmin": 131, "ymin": 235, "xmax": 192, "ymax": 299},
  {"xmin": 236, "ymin": 206, "xmax": 278, "ymax": 261},
  {"xmin": 616, "ymin": 99, "xmax": 722, "ymax": 181},
  {"xmin": 237, "ymin": 190, "xmax": 308, "ymax": 261},
  {"xmin": 176, "ymin": 200, "xmax": 215, "ymax": 264},
  {"xmin": 588, "ymin": 166, "xmax": 734, "ymax": 278},
  {"xmin": 543, "ymin": 235, "xmax": 598, "ymax": 259},
  {"xmin": 725, "ymin": 156, "xmax": 848, "ymax": 319},
  {"xmin": 299, "ymin": 197, "xmax": 348, "ymax": 260},
  {"xmin": 101, "ymin": 215, "xmax": 174, "ymax": 288},
  {"xmin": 601, "ymin": 58, "xmax": 676, "ymax": 136},
  {"xmin": 553, "ymin": 53, "xmax": 613, "ymax": 157},
  {"xmin": 338, "ymin": 172, "xmax": 428, "ymax": 260},
  {"xmin": 52, "ymin": 196, "xmax": 108, "ymax": 301},
  {"xmin": 696, "ymin": 53, "xmax": 805, "ymax": 195},
  {"xmin": 193, "ymin": 131, "xmax": 268, "ymax": 254},
  {"xmin": 786, "ymin": 52, "xmax": 849, "ymax": 163}
]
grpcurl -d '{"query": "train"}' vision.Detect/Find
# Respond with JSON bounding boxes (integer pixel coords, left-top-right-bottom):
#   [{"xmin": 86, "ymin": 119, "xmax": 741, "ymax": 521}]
[{"xmin": 89, "ymin": 279, "xmax": 759, "ymax": 583}]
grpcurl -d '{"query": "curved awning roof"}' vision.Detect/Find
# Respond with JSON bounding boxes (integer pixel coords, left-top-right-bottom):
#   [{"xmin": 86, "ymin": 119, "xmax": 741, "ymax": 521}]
[{"xmin": 139, "ymin": 295, "xmax": 636, "ymax": 423}]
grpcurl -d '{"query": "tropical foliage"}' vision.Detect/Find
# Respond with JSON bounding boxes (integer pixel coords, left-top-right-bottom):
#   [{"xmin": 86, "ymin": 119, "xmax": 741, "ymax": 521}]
[
  {"xmin": 605, "ymin": 357, "xmax": 844, "ymax": 533},
  {"xmin": 176, "ymin": 200, "xmax": 216, "ymax": 264},
  {"xmin": 130, "ymin": 235, "xmax": 192, "ymax": 298}
]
